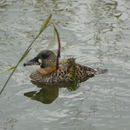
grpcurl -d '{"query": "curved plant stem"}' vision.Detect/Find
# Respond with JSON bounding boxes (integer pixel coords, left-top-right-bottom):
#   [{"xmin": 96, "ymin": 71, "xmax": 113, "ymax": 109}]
[{"xmin": 53, "ymin": 25, "xmax": 61, "ymax": 70}]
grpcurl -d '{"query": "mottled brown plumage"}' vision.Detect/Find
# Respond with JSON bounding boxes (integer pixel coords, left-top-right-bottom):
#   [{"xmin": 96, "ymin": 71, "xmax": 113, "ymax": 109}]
[
  {"xmin": 30, "ymin": 63, "xmax": 96, "ymax": 85},
  {"xmin": 24, "ymin": 50, "xmax": 107, "ymax": 85}
]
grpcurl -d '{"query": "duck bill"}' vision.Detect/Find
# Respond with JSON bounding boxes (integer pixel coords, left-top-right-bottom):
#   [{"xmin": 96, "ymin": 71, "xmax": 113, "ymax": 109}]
[{"xmin": 23, "ymin": 58, "xmax": 39, "ymax": 66}]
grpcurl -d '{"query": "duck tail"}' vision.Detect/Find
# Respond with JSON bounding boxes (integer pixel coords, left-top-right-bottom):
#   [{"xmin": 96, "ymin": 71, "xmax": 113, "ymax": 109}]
[{"xmin": 95, "ymin": 68, "xmax": 108, "ymax": 75}]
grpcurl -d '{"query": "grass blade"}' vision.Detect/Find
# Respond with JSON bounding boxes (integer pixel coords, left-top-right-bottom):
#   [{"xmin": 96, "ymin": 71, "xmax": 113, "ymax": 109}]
[
  {"xmin": 0, "ymin": 66, "xmax": 16, "ymax": 74},
  {"xmin": 38, "ymin": 14, "xmax": 52, "ymax": 35},
  {"xmin": 18, "ymin": 48, "xmax": 31, "ymax": 64},
  {"xmin": 0, "ymin": 14, "xmax": 52, "ymax": 96},
  {"xmin": 0, "ymin": 68, "xmax": 17, "ymax": 95},
  {"xmin": 27, "ymin": 14, "xmax": 52, "ymax": 50}
]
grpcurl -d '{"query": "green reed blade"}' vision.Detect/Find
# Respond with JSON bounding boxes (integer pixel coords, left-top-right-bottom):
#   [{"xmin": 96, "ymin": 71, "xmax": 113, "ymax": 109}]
[
  {"xmin": 38, "ymin": 14, "xmax": 52, "ymax": 35},
  {"xmin": 18, "ymin": 48, "xmax": 31, "ymax": 64},
  {"xmin": 0, "ymin": 66, "xmax": 16, "ymax": 74},
  {"xmin": 0, "ymin": 14, "xmax": 52, "ymax": 96}
]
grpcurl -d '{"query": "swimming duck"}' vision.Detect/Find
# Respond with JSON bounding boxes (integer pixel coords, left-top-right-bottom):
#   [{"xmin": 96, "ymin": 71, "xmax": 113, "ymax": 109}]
[{"xmin": 24, "ymin": 50, "xmax": 107, "ymax": 85}]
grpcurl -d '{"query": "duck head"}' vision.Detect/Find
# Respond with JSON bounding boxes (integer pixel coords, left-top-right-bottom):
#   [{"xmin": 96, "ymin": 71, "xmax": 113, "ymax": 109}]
[{"xmin": 23, "ymin": 50, "xmax": 57, "ymax": 68}]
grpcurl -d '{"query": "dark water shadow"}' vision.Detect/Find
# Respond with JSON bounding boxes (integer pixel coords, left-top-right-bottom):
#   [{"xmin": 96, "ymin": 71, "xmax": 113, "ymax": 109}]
[{"xmin": 24, "ymin": 81, "xmax": 80, "ymax": 104}]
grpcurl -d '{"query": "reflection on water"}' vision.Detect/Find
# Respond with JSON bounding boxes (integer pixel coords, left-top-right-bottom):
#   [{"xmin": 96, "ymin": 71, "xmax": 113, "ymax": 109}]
[
  {"xmin": 24, "ymin": 82, "xmax": 59, "ymax": 104},
  {"xmin": 24, "ymin": 80, "xmax": 79, "ymax": 104}
]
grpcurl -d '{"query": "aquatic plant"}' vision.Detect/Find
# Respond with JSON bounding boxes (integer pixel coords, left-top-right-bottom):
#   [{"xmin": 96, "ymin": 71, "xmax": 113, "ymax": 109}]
[
  {"xmin": 0, "ymin": 14, "xmax": 52, "ymax": 95},
  {"xmin": 53, "ymin": 25, "xmax": 61, "ymax": 70}
]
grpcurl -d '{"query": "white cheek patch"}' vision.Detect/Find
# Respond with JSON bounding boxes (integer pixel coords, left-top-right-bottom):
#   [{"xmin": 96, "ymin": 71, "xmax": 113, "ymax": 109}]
[{"xmin": 38, "ymin": 59, "xmax": 42, "ymax": 64}]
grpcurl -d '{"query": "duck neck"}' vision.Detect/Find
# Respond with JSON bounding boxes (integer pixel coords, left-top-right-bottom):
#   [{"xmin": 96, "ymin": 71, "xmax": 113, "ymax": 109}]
[{"xmin": 37, "ymin": 65, "xmax": 56, "ymax": 75}]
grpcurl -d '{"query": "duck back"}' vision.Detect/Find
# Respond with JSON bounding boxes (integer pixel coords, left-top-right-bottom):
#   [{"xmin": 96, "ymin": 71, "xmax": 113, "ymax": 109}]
[{"xmin": 30, "ymin": 63, "xmax": 97, "ymax": 85}]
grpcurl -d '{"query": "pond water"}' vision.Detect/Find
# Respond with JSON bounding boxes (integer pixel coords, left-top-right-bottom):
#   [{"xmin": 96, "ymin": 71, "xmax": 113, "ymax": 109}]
[{"xmin": 0, "ymin": 0, "xmax": 130, "ymax": 130}]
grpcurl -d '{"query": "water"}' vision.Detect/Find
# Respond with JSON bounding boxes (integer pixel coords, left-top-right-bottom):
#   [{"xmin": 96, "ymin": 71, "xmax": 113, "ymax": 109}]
[{"xmin": 0, "ymin": 0, "xmax": 130, "ymax": 129}]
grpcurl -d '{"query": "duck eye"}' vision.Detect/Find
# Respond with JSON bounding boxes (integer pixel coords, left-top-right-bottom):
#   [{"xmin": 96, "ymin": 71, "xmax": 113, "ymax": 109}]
[{"xmin": 38, "ymin": 59, "xmax": 42, "ymax": 64}]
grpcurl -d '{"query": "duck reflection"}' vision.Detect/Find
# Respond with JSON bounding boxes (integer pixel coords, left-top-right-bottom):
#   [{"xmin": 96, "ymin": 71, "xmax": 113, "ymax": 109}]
[{"xmin": 24, "ymin": 80, "xmax": 79, "ymax": 104}]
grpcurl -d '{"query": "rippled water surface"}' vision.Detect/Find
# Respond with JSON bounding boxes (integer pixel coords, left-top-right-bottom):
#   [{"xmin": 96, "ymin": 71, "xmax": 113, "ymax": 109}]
[{"xmin": 0, "ymin": 0, "xmax": 130, "ymax": 130}]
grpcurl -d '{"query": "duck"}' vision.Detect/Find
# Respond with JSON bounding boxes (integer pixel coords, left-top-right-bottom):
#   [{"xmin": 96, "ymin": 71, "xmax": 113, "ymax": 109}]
[{"xmin": 24, "ymin": 50, "xmax": 107, "ymax": 85}]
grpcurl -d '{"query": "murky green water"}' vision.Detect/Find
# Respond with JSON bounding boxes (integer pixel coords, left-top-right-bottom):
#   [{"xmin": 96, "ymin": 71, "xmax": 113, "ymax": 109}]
[{"xmin": 0, "ymin": 0, "xmax": 130, "ymax": 130}]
